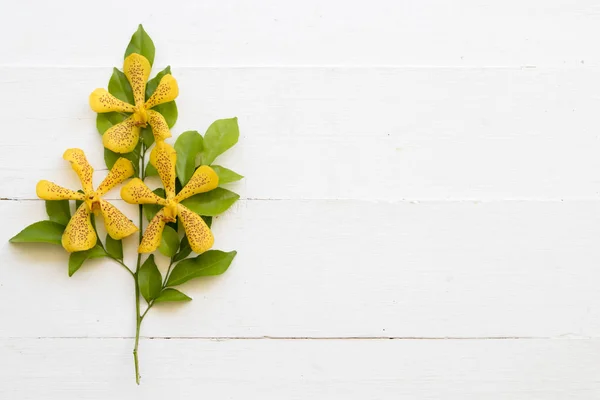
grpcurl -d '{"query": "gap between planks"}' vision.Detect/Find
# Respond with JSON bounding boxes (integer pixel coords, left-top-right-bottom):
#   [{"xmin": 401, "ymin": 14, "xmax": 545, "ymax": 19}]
[
  {"xmin": 6, "ymin": 335, "xmax": 594, "ymax": 341},
  {"xmin": 0, "ymin": 64, "xmax": 591, "ymax": 70},
  {"xmin": 0, "ymin": 197, "xmax": 598, "ymax": 204}
]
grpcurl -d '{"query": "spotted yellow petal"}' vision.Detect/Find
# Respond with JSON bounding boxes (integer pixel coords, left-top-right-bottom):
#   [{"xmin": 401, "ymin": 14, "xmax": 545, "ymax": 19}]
[
  {"xmin": 63, "ymin": 148, "xmax": 94, "ymax": 194},
  {"xmin": 62, "ymin": 203, "xmax": 97, "ymax": 253},
  {"xmin": 177, "ymin": 204, "xmax": 214, "ymax": 254},
  {"xmin": 102, "ymin": 116, "xmax": 141, "ymax": 154},
  {"xmin": 174, "ymin": 166, "xmax": 219, "ymax": 202},
  {"xmin": 150, "ymin": 141, "xmax": 177, "ymax": 198},
  {"xmin": 147, "ymin": 109, "xmax": 172, "ymax": 142},
  {"xmin": 144, "ymin": 74, "xmax": 178, "ymax": 109},
  {"xmin": 36, "ymin": 180, "xmax": 85, "ymax": 201},
  {"xmin": 138, "ymin": 208, "xmax": 166, "ymax": 253},
  {"xmin": 120, "ymin": 178, "xmax": 167, "ymax": 205},
  {"xmin": 98, "ymin": 200, "xmax": 138, "ymax": 240},
  {"xmin": 96, "ymin": 158, "xmax": 135, "ymax": 197},
  {"xmin": 89, "ymin": 88, "xmax": 135, "ymax": 113},
  {"xmin": 124, "ymin": 53, "xmax": 151, "ymax": 108}
]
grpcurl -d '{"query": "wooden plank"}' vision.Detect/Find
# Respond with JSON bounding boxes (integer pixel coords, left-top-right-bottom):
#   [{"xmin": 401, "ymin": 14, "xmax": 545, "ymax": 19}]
[
  {"xmin": 2, "ymin": 0, "xmax": 600, "ymax": 67},
  {"xmin": 1, "ymin": 67, "xmax": 599, "ymax": 200},
  {"xmin": 2, "ymin": 199, "xmax": 599, "ymax": 338},
  {"xmin": 1, "ymin": 338, "xmax": 598, "ymax": 399}
]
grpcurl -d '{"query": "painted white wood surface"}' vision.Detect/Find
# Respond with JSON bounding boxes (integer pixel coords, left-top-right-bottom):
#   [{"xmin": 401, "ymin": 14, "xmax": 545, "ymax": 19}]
[{"xmin": 1, "ymin": 0, "xmax": 600, "ymax": 398}]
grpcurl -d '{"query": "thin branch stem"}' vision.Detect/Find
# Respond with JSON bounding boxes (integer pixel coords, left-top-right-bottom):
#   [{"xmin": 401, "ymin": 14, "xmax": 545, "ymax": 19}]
[
  {"xmin": 109, "ymin": 256, "xmax": 135, "ymax": 278},
  {"xmin": 132, "ymin": 143, "xmax": 147, "ymax": 385}
]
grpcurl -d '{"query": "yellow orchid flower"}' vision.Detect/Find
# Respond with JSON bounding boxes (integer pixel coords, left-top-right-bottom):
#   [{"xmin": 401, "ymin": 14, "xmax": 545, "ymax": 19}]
[
  {"xmin": 89, "ymin": 53, "xmax": 179, "ymax": 154},
  {"xmin": 121, "ymin": 142, "xmax": 218, "ymax": 254},
  {"xmin": 36, "ymin": 149, "xmax": 138, "ymax": 252}
]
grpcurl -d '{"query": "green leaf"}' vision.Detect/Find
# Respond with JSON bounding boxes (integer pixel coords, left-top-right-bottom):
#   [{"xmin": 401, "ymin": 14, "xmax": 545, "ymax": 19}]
[
  {"xmin": 212, "ymin": 165, "xmax": 243, "ymax": 185},
  {"xmin": 167, "ymin": 250, "xmax": 237, "ymax": 286},
  {"xmin": 153, "ymin": 101, "xmax": 178, "ymax": 128},
  {"xmin": 144, "ymin": 188, "xmax": 166, "ymax": 221},
  {"xmin": 97, "ymin": 112, "xmax": 126, "ymax": 135},
  {"xmin": 159, "ymin": 225, "xmax": 180, "ymax": 258},
  {"xmin": 174, "ymin": 131, "xmax": 204, "ymax": 186},
  {"xmin": 202, "ymin": 216, "xmax": 213, "ymax": 228},
  {"xmin": 202, "ymin": 118, "xmax": 239, "ymax": 165},
  {"xmin": 141, "ymin": 127, "xmax": 154, "ymax": 147},
  {"xmin": 45, "ymin": 200, "xmax": 71, "ymax": 226},
  {"xmin": 9, "ymin": 221, "xmax": 65, "ymax": 245},
  {"xmin": 145, "ymin": 162, "xmax": 158, "ymax": 177},
  {"xmin": 173, "ymin": 235, "xmax": 192, "ymax": 262},
  {"xmin": 68, "ymin": 245, "xmax": 107, "ymax": 277},
  {"xmin": 125, "ymin": 24, "xmax": 156, "ymax": 66},
  {"xmin": 138, "ymin": 254, "xmax": 162, "ymax": 302},
  {"xmin": 180, "ymin": 188, "xmax": 239, "ymax": 216},
  {"xmin": 153, "ymin": 288, "xmax": 192, "ymax": 303},
  {"xmin": 105, "ymin": 235, "xmax": 123, "ymax": 260},
  {"xmin": 108, "ymin": 68, "xmax": 134, "ymax": 104},
  {"xmin": 105, "ymin": 145, "xmax": 140, "ymax": 177}
]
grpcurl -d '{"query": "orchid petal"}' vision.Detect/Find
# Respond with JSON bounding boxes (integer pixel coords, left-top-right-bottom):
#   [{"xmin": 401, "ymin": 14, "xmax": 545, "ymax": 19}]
[
  {"xmin": 62, "ymin": 203, "xmax": 97, "ymax": 252},
  {"xmin": 98, "ymin": 200, "xmax": 138, "ymax": 240},
  {"xmin": 174, "ymin": 166, "xmax": 219, "ymax": 203},
  {"xmin": 177, "ymin": 203, "xmax": 214, "ymax": 254}
]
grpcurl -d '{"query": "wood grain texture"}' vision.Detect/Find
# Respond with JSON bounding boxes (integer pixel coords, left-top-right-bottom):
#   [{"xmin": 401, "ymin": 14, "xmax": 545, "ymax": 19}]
[
  {"xmin": 2, "ymin": 0, "xmax": 599, "ymax": 397},
  {"xmin": 1, "ymin": 0, "xmax": 600, "ymax": 67},
  {"xmin": 1, "ymin": 67, "xmax": 600, "ymax": 200},
  {"xmin": 2, "ymin": 199, "xmax": 600, "ymax": 338},
  {"xmin": 1, "ymin": 338, "xmax": 599, "ymax": 399}
]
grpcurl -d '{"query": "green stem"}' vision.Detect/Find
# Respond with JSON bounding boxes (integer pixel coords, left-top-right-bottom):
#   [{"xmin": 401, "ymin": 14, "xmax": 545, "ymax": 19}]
[
  {"xmin": 109, "ymin": 257, "xmax": 134, "ymax": 278},
  {"xmin": 133, "ymin": 144, "xmax": 147, "ymax": 385},
  {"xmin": 140, "ymin": 257, "xmax": 174, "ymax": 321}
]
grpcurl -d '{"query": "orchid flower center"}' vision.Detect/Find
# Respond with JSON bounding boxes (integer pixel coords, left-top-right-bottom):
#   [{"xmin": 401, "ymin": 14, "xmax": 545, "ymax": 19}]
[
  {"xmin": 163, "ymin": 197, "xmax": 178, "ymax": 222},
  {"xmin": 85, "ymin": 191, "xmax": 101, "ymax": 211},
  {"xmin": 132, "ymin": 106, "xmax": 148, "ymax": 127}
]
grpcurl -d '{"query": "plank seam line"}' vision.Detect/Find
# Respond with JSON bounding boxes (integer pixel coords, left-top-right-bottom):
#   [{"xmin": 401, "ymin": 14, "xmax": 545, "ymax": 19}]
[
  {"xmin": 0, "ymin": 197, "xmax": 598, "ymax": 204},
  {"xmin": 5, "ymin": 336, "xmax": 592, "ymax": 340},
  {"xmin": 0, "ymin": 65, "xmax": 559, "ymax": 70}
]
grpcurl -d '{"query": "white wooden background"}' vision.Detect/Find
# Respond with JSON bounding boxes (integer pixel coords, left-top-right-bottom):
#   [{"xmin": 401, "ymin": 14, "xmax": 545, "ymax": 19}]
[{"xmin": 1, "ymin": 0, "xmax": 600, "ymax": 398}]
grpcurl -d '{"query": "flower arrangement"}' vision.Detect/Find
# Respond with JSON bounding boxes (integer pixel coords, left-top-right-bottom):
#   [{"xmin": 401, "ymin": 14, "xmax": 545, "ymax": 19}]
[{"xmin": 9, "ymin": 25, "xmax": 241, "ymax": 384}]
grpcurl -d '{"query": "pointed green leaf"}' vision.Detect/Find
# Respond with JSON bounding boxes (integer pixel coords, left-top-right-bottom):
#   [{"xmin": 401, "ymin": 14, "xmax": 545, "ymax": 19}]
[
  {"xmin": 202, "ymin": 118, "xmax": 239, "ymax": 165},
  {"xmin": 138, "ymin": 254, "xmax": 162, "ymax": 302},
  {"xmin": 9, "ymin": 221, "xmax": 65, "ymax": 245},
  {"xmin": 45, "ymin": 200, "xmax": 71, "ymax": 226},
  {"xmin": 145, "ymin": 162, "xmax": 158, "ymax": 177},
  {"xmin": 174, "ymin": 131, "xmax": 204, "ymax": 186},
  {"xmin": 180, "ymin": 188, "xmax": 239, "ymax": 216},
  {"xmin": 212, "ymin": 165, "xmax": 243, "ymax": 185},
  {"xmin": 167, "ymin": 250, "xmax": 237, "ymax": 286},
  {"xmin": 159, "ymin": 225, "xmax": 180, "ymax": 258},
  {"xmin": 153, "ymin": 288, "xmax": 192, "ymax": 303},
  {"xmin": 108, "ymin": 68, "xmax": 134, "ymax": 104},
  {"xmin": 144, "ymin": 188, "xmax": 166, "ymax": 221},
  {"xmin": 173, "ymin": 235, "xmax": 192, "ymax": 262},
  {"xmin": 202, "ymin": 216, "xmax": 212, "ymax": 228},
  {"xmin": 141, "ymin": 127, "xmax": 155, "ymax": 147},
  {"xmin": 105, "ymin": 144, "xmax": 140, "ymax": 177},
  {"xmin": 96, "ymin": 112, "xmax": 126, "ymax": 135},
  {"xmin": 68, "ymin": 245, "xmax": 107, "ymax": 277},
  {"xmin": 125, "ymin": 24, "xmax": 155, "ymax": 66},
  {"xmin": 105, "ymin": 235, "xmax": 123, "ymax": 260},
  {"xmin": 153, "ymin": 102, "xmax": 178, "ymax": 128}
]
